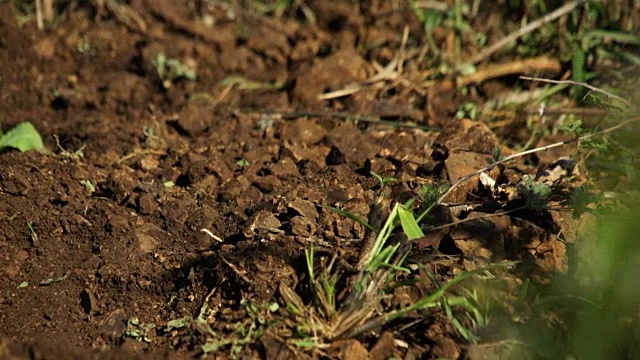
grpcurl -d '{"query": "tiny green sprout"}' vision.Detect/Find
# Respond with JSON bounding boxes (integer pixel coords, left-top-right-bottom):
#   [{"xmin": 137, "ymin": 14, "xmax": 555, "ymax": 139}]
[
  {"xmin": 371, "ymin": 171, "xmax": 396, "ymax": 188},
  {"xmin": 268, "ymin": 302, "xmax": 279, "ymax": 312},
  {"xmin": 455, "ymin": 101, "xmax": 480, "ymax": 120},
  {"xmin": 17, "ymin": 281, "xmax": 28, "ymax": 289},
  {"xmin": 124, "ymin": 317, "xmax": 154, "ymax": 342},
  {"xmin": 491, "ymin": 146, "xmax": 503, "ymax": 162},
  {"xmin": 163, "ymin": 180, "xmax": 175, "ymax": 188},
  {"xmin": 27, "ymin": 221, "xmax": 38, "ymax": 246},
  {"xmin": 142, "ymin": 126, "xmax": 155, "ymax": 138},
  {"xmin": 79, "ymin": 180, "xmax": 95, "ymax": 193},
  {"xmin": 236, "ymin": 158, "xmax": 250, "ymax": 167},
  {"xmin": 518, "ymin": 175, "xmax": 551, "ymax": 210},
  {"xmin": 76, "ymin": 36, "xmax": 95, "ymax": 55},
  {"xmin": 153, "ymin": 53, "xmax": 197, "ymax": 89},
  {"xmin": 0, "ymin": 122, "xmax": 44, "ymax": 153},
  {"xmin": 421, "ymin": 182, "xmax": 450, "ymax": 208},
  {"xmin": 166, "ymin": 316, "xmax": 191, "ymax": 330},
  {"xmin": 557, "ymin": 118, "xmax": 585, "ymax": 136}
]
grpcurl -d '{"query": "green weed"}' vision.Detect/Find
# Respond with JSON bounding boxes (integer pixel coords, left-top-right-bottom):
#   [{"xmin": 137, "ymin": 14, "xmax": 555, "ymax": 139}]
[
  {"xmin": 124, "ymin": 317, "xmax": 155, "ymax": 342},
  {"xmin": 0, "ymin": 122, "xmax": 44, "ymax": 153},
  {"xmin": 152, "ymin": 53, "xmax": 197, "ymax": 89},
  {"xmin": 294, "ymin": 198, "xmax": 512, "ymax": 344},
  {"xmin": 166, "ymin": 299, "xmax": 281, "ymax": 358}
]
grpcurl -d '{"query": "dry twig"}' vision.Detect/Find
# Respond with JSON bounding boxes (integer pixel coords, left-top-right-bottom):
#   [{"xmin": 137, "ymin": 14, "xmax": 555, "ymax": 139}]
[
  {"xmin": 460, "ymin": 57, "xmax": 561, "ymax": 86},
  {"xmin": 436, "ymin": 118, "xmax": 638, "ymax": 206},
  {"xmin": 470, "ymin": 0, "xmax": 587, "ymax": 64},
  {"xmin": 520, "ymin": 76, "xmax": 632, "ymax": 107}
]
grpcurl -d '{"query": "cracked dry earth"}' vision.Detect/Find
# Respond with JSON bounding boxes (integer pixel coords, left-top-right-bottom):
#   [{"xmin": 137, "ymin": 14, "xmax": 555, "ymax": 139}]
[{"xmin": 0, "ymin": 2, "xmax": 583, "ymax": 359}]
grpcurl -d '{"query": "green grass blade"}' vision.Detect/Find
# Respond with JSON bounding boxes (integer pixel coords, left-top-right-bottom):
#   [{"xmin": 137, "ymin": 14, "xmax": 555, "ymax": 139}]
[
  {"xmin": 365, "ymin": 204, "xmax": 400, "ymax": 271},
  {"xmin": 585, "ymin": 30, "xmax": 640, "ymax": 45},
  {"xmin": 326, "ymin": 206, "xmax": 377, "ymax": 233},
  {"xmin": 397, "ymin": 205, "xmax": 424, "ymax": 240},
  {"xmin": 389, "ymin": 262, "xmax": 516, "ymax": 320},
  {"xmin": 305, "ymin": 245, "xmax": 315, "ymax": 279}
]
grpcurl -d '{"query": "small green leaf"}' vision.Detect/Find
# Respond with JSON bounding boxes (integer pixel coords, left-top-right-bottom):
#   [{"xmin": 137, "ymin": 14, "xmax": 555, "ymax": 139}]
[
  {"xmin": 79, "ymin": 180, "xmax": 95, "ymax": 192},
  {"xmin": 0, "ymin": 122, "xmax": 44, "ymax": 152},
  {"xmin": 327, "ymin": 206, "xmax": 377, "ymax": 233},
  {"xmin": 371, "ymin": 171, "xmax": 397, "ymax": 188},
  {"xmin": 166, "ymin": 316, "xmax": 191, "ymax": 330},
  {"xmin": 236, "ymin": 158, "xmax": 249, "ymax": 167},
  {"xmin": 268, "ymin": 302, "xmax": 280, "ymax": 312},
  {"xmin": 397, "ymin": 205, "xmax": 424, "ymax": 240}
]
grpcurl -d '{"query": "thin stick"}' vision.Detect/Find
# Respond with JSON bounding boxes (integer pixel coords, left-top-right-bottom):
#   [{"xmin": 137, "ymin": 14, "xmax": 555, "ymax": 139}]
[
  {"xmin": 520, "ymin": 76, "xmax": 632, "ymax": 107},
  {"xmin": 436, "ymin": 118, "xmax": 638, "ymax": 206},
  {"xmin": 470, "ymin": 0, "xmax": 586, "ymax": 64},
  {"xmin": 35, "ymin": 0, "xmax": 44, "ymax": 30},
  {"xmin": 42, "ymin": 0, "xmax": 54, "ymax": 23},
  {"xmin": 424, "ymin": 206, "xmax": 526, "ymax": 232},
  {"xmin": 460, "ymin": 56, "xmax": 561, "ymax": 86}
]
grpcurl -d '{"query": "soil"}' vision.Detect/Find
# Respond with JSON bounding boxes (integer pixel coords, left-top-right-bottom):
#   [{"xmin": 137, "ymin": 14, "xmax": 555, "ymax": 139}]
[{"xmin": 0, "ymin": 1, "xmax": 619, "ymax": 359}]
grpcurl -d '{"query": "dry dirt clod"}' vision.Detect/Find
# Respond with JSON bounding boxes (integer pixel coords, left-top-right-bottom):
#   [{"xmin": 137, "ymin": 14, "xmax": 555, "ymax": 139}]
[
  {"xmin": 293, "ymin": 47, "xmax": 372, "ymax": 107},
  {"xmin": 175, "ymin": 104, "xmax": 214, "ymax": 137},
  {"xmin": 280, "ymin": 119, "xmax": 327, "ymax": 145},
  {"xmin": 288, "ymin": 198, "xmax": 318, "ymax": 219},
  {"xmin": 328, "ymin": 339, "xmax": 369, "ymax": 360},
  {"xmin": 243, "ymin": 210, "xmax": 282, "ymax": 238},
  {"xmin": 444, "ymin": 151, "xmax": 500, "ymax": 204}
]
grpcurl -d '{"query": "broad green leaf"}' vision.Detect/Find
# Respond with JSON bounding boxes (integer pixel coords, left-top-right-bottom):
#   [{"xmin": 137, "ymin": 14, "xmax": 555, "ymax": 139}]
[
  {"xmin": 398, "ymin": 205, "xmax": 424, "ymax": 240},
  {"xmin": 0, "ymin": 122, "xmax": 44, "ymax": 152}
]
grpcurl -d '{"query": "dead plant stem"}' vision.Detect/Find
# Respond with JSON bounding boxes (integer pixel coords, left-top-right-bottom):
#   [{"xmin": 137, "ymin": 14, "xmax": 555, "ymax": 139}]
[
  {"xmin": 520, "ymin": 76, "xmax": 632, "ymax": 107},
  {"xmin": 425, "ymin": 206, "xmax": 527, "ymax": 232},
  {"xmin": 470, "ymin": 0, "xmax": 587, "ymax": 64},
  {"xmin": 436, "ymin": 118, "xmax": 638, "ymax": 207}
]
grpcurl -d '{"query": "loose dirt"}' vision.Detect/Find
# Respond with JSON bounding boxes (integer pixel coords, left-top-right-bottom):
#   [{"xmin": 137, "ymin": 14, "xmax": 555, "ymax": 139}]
[{"xmin": 0, "ymin": 1, "xmax": 614, "ymax": 359}]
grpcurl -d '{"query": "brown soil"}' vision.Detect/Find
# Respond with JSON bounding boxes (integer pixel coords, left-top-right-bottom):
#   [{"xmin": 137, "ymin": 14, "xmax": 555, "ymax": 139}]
[{"xmin": 0, "ymin": 2, "xmax": 608, "ymax": 359}]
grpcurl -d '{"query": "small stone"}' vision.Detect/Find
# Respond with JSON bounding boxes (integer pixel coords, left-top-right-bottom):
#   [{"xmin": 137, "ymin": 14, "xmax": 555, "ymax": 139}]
[
  {"xmin": 243, "ymin": 210, "xmax": 282, "ymax": 238},
  {"xmin": 136, "ymin": 193, "xmax": 157, "ymax": 215},
  {"xmin": 329, "ymin": 339, "xmax": 368, "ymax": 360},
  {"xmin": 136, "ymin": 233, "xmax": 158, "ymax": 254},
  {"xmin": 270, "ymin": 158, "xmax": 299, "ymax": 178},
  {"xmin": 135, "ymin": 221, "xmax": 165, "ymax": 252},
  {"xmin": 288, "ymin": 198, "xmax": 318, "ymax": 219},
  {"xmin": 106, "ymin": 215, "xmax": 130, "ymax": 233},
  {"xmin": 370, "ymin": 331, "xmax": 395, "ymax": 360},
  {"xmin": 436, "ymin": 119, "xmax": 500, "ymax": 154},
  {"xmin": 444, "ymin": 151, "xmax": 500, "ymax": 204},
  {"xmin": 431, "ymin": 336, "xmax": 460, "ymax": 360},
  {"xmin": 280, "ymin": 119, "xmax": 327, "ymax": 145},
  {"xmin": 33, "ymin": 38, "xmax": 56, "ymax": 60},
  {"xmin": 290, "ymin": 216, "xmax": 316, "ymax": 237},
  {"xmin": 138, "ymin": 156, "xmax": 159, "ymax": 171},
  {"xmin": 176, "ymin": 104, "xmax": 213, "ymax": 137},
  {"xmin": 104, "ymin": 169, "xmax": 137, "ymax": 204},
  {"xmin": 253, "ymin": 175, "xmax": 281, "ymax": 193}
]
